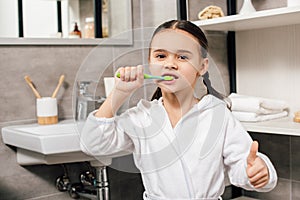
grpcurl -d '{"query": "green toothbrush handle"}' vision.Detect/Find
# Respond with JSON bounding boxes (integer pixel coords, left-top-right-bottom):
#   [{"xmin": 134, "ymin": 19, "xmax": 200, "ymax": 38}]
[
  {"xmin": 116, "ymin": 72, "xmax": 173, "ymax": 80},
  {"xmin": 116, "ymin": 72, "xmax": 151, "ymax": 79}
]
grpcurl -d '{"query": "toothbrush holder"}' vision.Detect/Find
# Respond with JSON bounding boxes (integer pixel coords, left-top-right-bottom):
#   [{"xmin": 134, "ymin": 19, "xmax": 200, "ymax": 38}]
[{"xmin": 36, "ymin": 97, "xmax": 58, "ymax": 125}]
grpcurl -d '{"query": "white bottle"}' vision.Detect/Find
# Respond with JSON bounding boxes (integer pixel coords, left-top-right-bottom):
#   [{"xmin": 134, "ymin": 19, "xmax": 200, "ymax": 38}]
[{"xmin": 84, "ymin": 17, "xmax": 95, "ymax": 38}]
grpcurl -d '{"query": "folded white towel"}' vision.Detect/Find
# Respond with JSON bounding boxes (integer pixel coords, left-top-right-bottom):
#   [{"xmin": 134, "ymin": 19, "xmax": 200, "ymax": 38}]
[
  {"xmin": 229, "ymin": 93, "xmax": 289, "ymax": 114},
  {"xmin": 232, "ymin": 111, "xmax": 288, "ymax": 122}
]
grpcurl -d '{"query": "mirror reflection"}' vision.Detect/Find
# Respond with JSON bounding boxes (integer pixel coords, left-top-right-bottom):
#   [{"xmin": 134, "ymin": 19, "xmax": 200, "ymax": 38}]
[{"xmin": 0, "ymin": 0, "xmax": 132, "ymax": 44}]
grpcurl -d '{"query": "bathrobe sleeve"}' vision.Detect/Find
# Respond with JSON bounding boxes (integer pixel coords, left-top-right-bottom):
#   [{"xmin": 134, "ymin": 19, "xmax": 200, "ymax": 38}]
[
  {"xmin": 223, "ymin": 109, "xmax": 277, "ymax": 192},
  {"xmin": 80, "ymin": 110, "xmax": 134, "ymax": 157}
]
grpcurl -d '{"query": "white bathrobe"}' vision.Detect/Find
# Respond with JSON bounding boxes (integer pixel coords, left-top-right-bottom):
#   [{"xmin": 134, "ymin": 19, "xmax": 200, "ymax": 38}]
[{"xmin": 80, "ymin": 95, "xmax": 277, "ymax": 200}]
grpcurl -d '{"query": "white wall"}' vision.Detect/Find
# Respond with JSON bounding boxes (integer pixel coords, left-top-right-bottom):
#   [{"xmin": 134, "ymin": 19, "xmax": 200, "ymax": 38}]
[
  {"xmin": 236, "ymin": 24, "xmax": 300, "ymax": 115},
  {"xmin": 23, "ymin": 0, "xmax": 58, "ymax": 38},
  {"xmin": 0, "ymin": 0, "xmax": 18, "ymax": 37}
]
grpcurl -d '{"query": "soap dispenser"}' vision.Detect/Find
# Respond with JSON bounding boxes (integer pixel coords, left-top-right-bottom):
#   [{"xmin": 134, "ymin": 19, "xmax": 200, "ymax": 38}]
[{"xmin": 69, "ymin": 22, "xmax": 82, "ymax": 38}]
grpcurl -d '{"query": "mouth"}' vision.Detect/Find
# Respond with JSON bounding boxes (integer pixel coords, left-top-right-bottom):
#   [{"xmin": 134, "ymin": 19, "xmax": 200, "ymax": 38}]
[{"xmin": 161, "ymin": 73, "xmax": 179, "ymax": 80}]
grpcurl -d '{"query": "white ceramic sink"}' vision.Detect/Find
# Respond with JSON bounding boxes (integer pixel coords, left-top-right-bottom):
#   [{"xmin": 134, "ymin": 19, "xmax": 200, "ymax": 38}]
[
  {"xmin": 1, "ymin": 120, "xmax": 127, "ymax": 166},
  {"xmin": 2, "ymin": 120, "xmax": 82, "ymax": 154}
]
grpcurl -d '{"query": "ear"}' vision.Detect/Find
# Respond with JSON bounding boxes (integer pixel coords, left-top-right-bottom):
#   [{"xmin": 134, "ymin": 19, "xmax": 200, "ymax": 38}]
[{"xmin": 198, "ymin": 58, "xmax": 208, "ymax": 76}]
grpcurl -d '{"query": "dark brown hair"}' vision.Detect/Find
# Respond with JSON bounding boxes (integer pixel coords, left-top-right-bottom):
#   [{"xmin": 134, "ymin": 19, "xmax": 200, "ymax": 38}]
[{"xmin": 150, "ymin": 20, "xmax": 226, "ymax": 102}]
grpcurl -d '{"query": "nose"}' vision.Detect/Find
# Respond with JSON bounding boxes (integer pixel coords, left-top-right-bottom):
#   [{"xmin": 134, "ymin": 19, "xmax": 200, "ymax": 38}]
[{"xmin": 164, "ymin": 57, "xmax": 178, "ymax": 70}]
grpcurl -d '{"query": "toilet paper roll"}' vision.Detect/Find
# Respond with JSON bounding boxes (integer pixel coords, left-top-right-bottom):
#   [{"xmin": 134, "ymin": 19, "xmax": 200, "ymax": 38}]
[{"xmin": 36, "ymin": 97, "xmax": 58, "ymax": 117}]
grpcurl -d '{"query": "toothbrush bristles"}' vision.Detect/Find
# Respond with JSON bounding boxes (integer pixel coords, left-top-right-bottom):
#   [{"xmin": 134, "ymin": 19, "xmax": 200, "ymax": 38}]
[{"xmin": 164, "ymin": 76, "xmax": 174, "ymax": 81}]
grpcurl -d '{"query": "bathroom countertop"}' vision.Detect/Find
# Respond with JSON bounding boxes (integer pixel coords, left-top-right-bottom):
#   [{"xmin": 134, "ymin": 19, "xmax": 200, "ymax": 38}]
[{"xmin": 242, "ymin": 117, "xmax": 300, "ymax": 136}]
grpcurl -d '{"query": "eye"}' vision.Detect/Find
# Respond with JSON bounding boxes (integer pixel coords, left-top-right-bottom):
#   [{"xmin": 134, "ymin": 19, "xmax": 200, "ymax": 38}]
[
  {"xmin": 178, "ymin": 55, "xmax": 189, "ymax": 60},
  {"xmin": 155, "ymin": 53, "xmax": 166, "ymax": 59}
]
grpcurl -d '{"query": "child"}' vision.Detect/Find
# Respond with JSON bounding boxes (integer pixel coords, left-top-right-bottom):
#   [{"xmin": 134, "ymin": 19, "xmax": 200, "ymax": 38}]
[{"xmin": 81, "ymin": 20, "xmax": 277, "ymax": 199}]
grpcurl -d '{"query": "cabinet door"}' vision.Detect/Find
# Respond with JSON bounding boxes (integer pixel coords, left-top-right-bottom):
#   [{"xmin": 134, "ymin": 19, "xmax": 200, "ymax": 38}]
[
  {"xmin": 23, "ymin": 0, "xmax": 58, "ymax": 38},
  {"xmin": 0, "ymin": 0, "xmax": 18, "ymax": 37}
]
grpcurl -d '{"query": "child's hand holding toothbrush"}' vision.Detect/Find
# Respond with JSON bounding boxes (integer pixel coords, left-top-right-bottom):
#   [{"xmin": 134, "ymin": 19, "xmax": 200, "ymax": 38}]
[
  {"xmin": 95, "ymin": 65, "xmax": 144, "ymax": 118},
  {"xmin": 115, "ymin": 65, "xmax": 144, "ymax": 94}
]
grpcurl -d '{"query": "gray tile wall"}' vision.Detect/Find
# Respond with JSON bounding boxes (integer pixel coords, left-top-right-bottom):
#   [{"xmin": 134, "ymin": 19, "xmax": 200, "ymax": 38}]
[{"xmin": 242, "ymin": 133, "xmax": 300, "ymax": 200}]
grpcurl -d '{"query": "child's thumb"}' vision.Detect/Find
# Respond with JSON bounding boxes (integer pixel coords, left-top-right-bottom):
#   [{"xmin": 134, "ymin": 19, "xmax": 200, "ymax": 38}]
[{"xmin": 247, "ymin": 141, "xmax": 259, "ymax": 166}]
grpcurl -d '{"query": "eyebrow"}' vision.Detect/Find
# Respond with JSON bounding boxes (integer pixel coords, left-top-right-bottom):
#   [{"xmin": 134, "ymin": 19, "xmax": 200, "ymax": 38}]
[{"xmin": 152, "ymin": 49, "xmax": 193, "ymax": 54}]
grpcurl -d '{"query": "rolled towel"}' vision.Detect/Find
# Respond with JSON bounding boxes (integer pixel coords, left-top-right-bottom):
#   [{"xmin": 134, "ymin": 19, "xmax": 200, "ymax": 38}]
[
  {"xmin": 232, "ymin": 111, "xmax": 288, "ymax": 122},
  {"xmin": 229, "ymin": 93, "xmax": 289, "ymax": 114}
]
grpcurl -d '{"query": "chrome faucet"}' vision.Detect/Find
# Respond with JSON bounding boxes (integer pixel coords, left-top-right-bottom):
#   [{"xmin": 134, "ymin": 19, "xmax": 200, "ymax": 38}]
[
  {"xmin": 73, "ymin": 81, "xmax": 109, "ymax": 200},
  {"xmin": 76, "ymin": 81, "xmax": 105, "ymax": 121}
]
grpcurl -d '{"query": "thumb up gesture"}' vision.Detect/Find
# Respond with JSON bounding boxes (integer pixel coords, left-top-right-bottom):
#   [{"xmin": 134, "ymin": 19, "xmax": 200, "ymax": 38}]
[{"xmin": 246, "ymin": 141, "xmax": 270, "ymax": 188}]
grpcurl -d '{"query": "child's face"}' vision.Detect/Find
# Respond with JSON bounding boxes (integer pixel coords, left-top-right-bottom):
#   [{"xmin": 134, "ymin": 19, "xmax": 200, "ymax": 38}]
[{"xmin": 149, "ymin": 29, "xmax": 208, "ymax": 93}]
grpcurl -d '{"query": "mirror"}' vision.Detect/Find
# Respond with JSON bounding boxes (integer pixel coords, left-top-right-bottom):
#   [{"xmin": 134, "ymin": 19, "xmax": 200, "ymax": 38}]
[{"xmin": 0, "ymin": 0, "xmax": 132, "ymax": 45}]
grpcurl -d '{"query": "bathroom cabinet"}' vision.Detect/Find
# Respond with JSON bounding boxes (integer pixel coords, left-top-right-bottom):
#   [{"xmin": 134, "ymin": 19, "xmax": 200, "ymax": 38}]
[
  {"xmin": 0, "ymin": 0, "xmax": 132, "ymax": 45},
  {"xmin": 192, "ymin": 6, "xmax": 300, "ymax": 137}
]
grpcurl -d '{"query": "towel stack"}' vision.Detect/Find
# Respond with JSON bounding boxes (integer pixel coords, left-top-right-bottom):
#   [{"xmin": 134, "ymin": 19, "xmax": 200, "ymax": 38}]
[{"xmin": 228, "ymin": 93, "xmax": 289, "ymax": 122}]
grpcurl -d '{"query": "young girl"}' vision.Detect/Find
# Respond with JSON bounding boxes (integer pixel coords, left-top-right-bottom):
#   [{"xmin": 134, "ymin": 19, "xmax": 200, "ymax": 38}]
[{"xmin": 81, "ymin": 20, "xmax": 277, "ymax": 200}]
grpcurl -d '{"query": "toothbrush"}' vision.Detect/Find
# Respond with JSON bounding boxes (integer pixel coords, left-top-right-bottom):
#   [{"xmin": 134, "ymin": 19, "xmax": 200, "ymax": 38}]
[
  {"xmin": 116, "ymin": 72, "xmax": 174, "ymax": 81},
  {"xmin": 24, "ymin": 76, "xmax": 42, "ymax": 98},
  {"xmin": 51, "ymin": 75, "xmax": 65, "ymax": 98}
]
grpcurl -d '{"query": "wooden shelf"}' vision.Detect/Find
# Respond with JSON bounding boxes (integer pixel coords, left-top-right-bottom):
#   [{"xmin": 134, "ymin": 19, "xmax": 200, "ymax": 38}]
[
  {"xmin": 192, "ymin": 6, "xmax": 300, "ymax": 31},
  {"xmin": 242, "ymin": 117, "xmax": 300, "ymax": 136}
]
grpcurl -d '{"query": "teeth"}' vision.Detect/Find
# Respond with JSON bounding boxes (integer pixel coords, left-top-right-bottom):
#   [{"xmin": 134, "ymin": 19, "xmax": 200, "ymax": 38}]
[{"xmin": 163, "ymin": 74, "xmax": 178, "ymax": 79}]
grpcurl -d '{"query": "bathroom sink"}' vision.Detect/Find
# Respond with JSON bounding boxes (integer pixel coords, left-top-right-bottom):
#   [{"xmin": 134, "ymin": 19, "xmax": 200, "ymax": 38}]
[
  {"xmin": 2, "ymin": 120, "xmax": 82, "ymax": 154},
  {"xmin": 1, "ymin": 120, "xmax": 129, "ymax": 165}
]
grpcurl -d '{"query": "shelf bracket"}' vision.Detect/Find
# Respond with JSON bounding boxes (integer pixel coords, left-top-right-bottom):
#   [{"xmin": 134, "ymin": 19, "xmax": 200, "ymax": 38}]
[
  {"xmin": 177, "ymin": 0, "xmax": 187, "ymax": 20},
  {"xmin": 227, "ymin": 0, "xmax": 237, "ymax": 93}
]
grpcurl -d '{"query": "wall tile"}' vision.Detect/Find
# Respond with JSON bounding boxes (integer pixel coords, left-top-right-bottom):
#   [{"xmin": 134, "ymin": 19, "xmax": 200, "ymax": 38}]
[
  {"xmin": 236, "ymin": 0, "xmax": 286, "ymax": 13},
  {"xmin": 108, "ymin": 166, "xmax": 144, "ymax": 200},
  {"xmin": 0, "ymin": 46, "xmax": 93, "ymax": 122},
  {"xmin": 188, "ymin": 0, "xmax": 228, "ymax": 21},
  {"xmin": 76, "ymin": 46, "xmax": 114, "ymax": 82},
  {"xmin": 112, "ymin": 42, "xmax": 145, "ymax": 68},
  {"xmin": 0, "ymin": 162, "xmax": 87, "ymax": 200},
  {"xmin": 291, "ymin": 136, "xmax": 300, "ymax": 181},
  {"xmin": 249, "ymin": 132, "xmax": 290, "ymax": 179},
  {"xmin": 292, "ymin": 181, "xmax": 300, "ymax": 200},
  {"xmin": 221, "ymin": 185, "xmax": 234, "ymax": 200},
  {"xmin": 206, "ymin": 31, "xmax": 230, "ymax": 96},
  {"xmin": 141, "ymin": 0, "xmax": 177, "ymax": 28},
  {"xmin": 243, "ymin": 178, "xmax": 291, "ymax": 200},
  {"xmin": 249, "ymin": 0, "xmax": 286, "ymax": 11},
  {"xmin": 132, "ymin": 0, "xmax": 141, "ymax": 29},
  {"xmin": 0, "ymin": 138, "xmax": 25, "ymax": 179}
]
